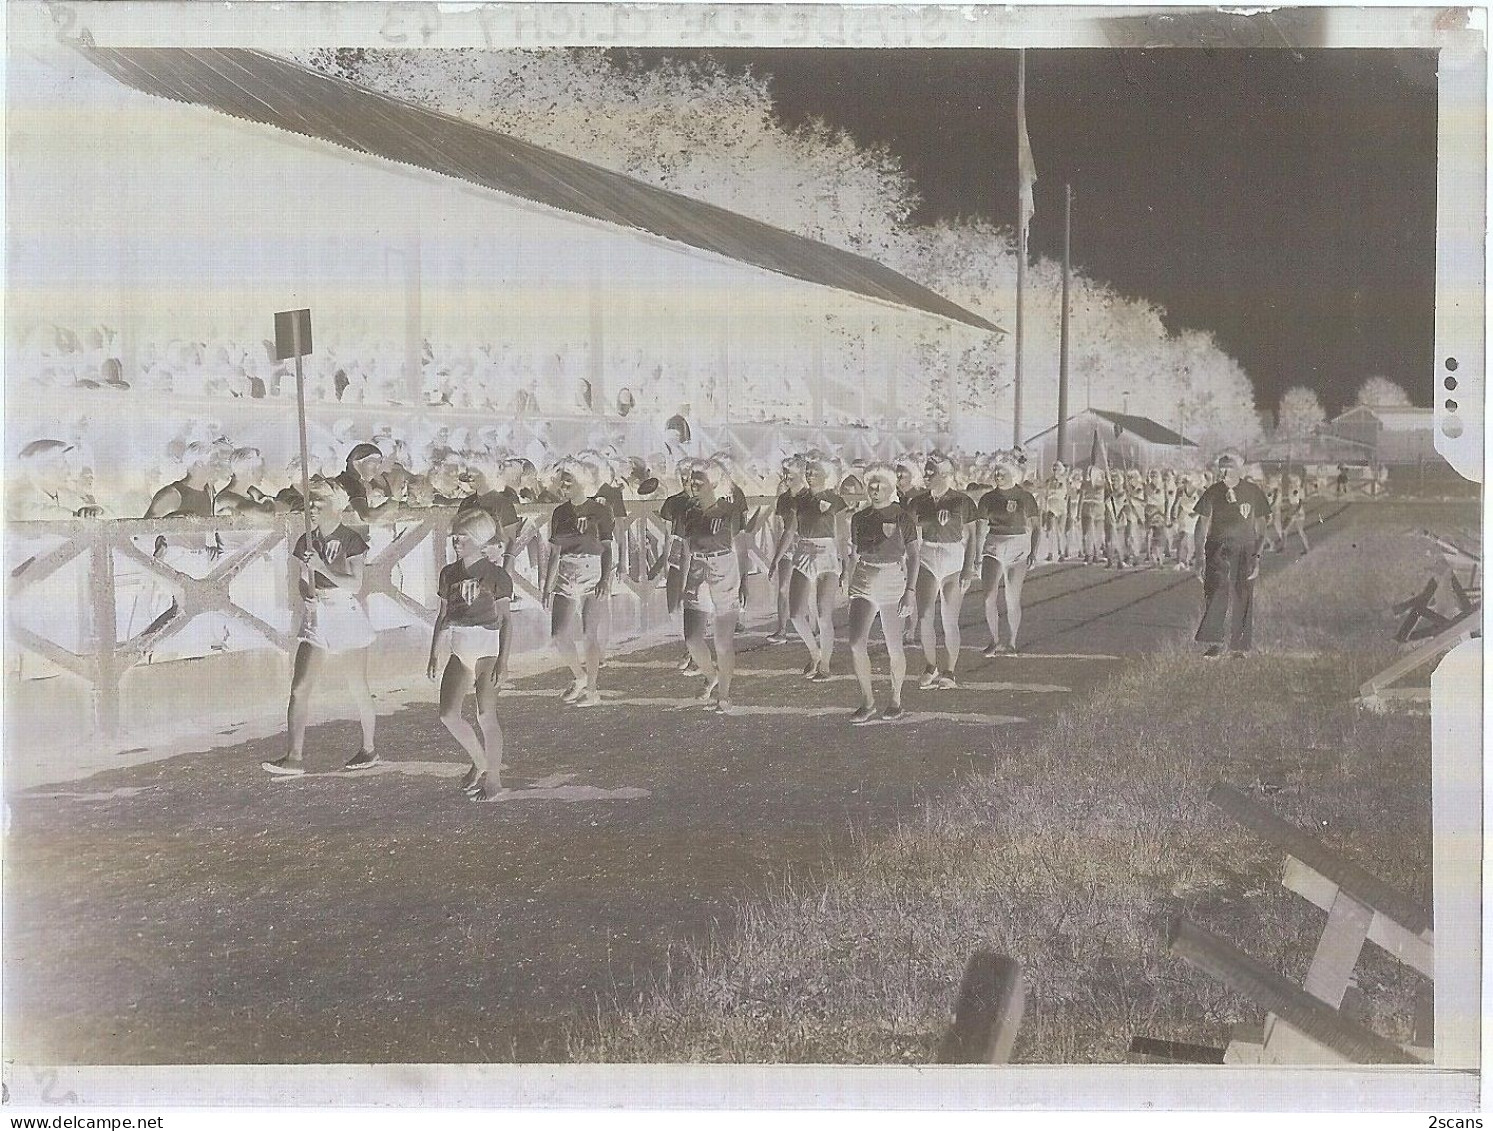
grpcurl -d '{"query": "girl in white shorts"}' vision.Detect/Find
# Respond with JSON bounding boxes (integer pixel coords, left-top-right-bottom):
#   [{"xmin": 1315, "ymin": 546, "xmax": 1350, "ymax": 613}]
[
  {"xmin": 262, "ymin": 480, "xmax": 378, "ymax": 777},
  {"xmin": 788, "ymin": 456, "xmax": 848, "ymax": 682},
  {"xmin": 429, "ymin": 509, "xmax": 511, "ymax": 801},
  {"xmin": 543, "ymin": 458, "xmax": 615, "ymax": 708},
  {"xmin": 910, "ymin": 453, "xmax": 978, "ymax": 689},
  {"xmin": 977, "ymin": 463, "xmax": 1040, "ymax": 655},
  {"xmin": 843, "ymin": 465, "xmax": 920, "ymax": 723}
]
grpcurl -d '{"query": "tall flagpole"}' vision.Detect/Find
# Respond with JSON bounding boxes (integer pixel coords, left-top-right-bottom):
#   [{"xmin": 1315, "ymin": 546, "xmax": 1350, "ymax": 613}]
[
  {"xmin": 1013, "ymin": 49, "xmax": 1027, "ymax": 451},
  {"xmin": 1056, "ymin": 183, "xmax": 1072, "ymax": 467}
]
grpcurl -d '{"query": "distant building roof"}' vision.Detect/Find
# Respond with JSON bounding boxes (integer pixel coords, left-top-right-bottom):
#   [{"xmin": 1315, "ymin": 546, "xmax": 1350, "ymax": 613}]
[
  {"xmin": 75, "ymin": 43, "xmax": 1002, "ymax": 335},
  {"xmin": 1026, "ymin": 408, "xmax": 1197, "ymax": 448},
  {"xmin": 1331, "ymin": 404, "xmax": 1434, "ymax": 432}
]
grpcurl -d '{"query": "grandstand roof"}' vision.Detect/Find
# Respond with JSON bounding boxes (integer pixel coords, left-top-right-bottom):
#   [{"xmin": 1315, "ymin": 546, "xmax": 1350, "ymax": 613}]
[{"xmin": 75, "ymin": 43, "xmax": 1003, "ymax": 335}]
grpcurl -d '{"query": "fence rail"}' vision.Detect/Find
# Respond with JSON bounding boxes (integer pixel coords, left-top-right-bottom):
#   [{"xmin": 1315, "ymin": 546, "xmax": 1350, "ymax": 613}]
[{"xmin": 6, "ymin": 498, "xmax": 780, "ymax": 738}]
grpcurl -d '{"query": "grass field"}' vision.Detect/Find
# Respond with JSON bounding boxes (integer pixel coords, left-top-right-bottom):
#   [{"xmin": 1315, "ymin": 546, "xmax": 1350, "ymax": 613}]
[{"xmin": 567, "ymin": 504, "xmax": 1459, "ymax": 1062}]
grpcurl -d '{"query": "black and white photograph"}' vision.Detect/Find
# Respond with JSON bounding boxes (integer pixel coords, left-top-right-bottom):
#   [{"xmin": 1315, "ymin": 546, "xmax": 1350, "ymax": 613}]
[{"xmin": 2, "ymin": 0, "xmax": 1484, "ymax": 1115}]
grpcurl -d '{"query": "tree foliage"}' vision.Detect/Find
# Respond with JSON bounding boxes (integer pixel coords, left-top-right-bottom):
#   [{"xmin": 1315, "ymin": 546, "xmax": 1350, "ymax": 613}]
[
  {"xmin": 1354, "ymin": 375, "xmax": 1412, "ymax": 407},
  {"xmin": 1276, "ymin": 386, "xmax": 1327, "ymax": 438},
  {"xmin": 305, "ymin": 48, "xmax": 1268, "ymax": 450}
]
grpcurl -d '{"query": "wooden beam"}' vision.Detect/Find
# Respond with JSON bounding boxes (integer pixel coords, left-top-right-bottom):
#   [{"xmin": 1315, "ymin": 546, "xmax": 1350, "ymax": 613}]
[
  {"xmin": 1281, "ymin": 855, "xmax": 1435, "ymax": 978},
  {"xmin": 1167, "ymin": 918, "xmax": 1420, "ymax": 1065},
  {"xmin": 1358, "ymin": 615, "xmax": 1479, "ymax": 699},
  {"xmin": 936, "ymin": 952, "xmax": 1024, "ymax": 1064},
  {"xmin": 1208, "ymin": 784, "xmax": 1432, "ymax": 934}
]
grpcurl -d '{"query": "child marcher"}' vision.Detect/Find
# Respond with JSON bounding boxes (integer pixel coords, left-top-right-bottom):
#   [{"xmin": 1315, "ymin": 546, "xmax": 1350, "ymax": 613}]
[
  {"xmin": 844, "ymin": 464, "xmax": 920, "ymax": 722},
  {"xmin": 429, "ymin": 510, "xmax": 511, "ymax": 801}
]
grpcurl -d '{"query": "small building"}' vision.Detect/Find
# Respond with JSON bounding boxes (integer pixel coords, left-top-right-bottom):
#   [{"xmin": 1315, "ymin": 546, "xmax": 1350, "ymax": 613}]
[
  {"xmin": 1322, "ymin": 405, "xmax": 1437, "ymax": 464},
  {"xmin": 1024, "ymin": 408, "xmax": 1199, "ymax": 472}
]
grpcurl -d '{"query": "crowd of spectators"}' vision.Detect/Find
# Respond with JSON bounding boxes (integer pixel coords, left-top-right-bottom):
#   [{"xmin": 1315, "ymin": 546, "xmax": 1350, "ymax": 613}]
[{"xmin": 14, "ymin": 321, "xmax": 922, "ymax": 433}]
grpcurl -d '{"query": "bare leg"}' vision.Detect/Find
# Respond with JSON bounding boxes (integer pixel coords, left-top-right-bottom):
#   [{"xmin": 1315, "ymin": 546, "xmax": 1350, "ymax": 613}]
[
  {"xmin": 848, "ymin": 597, "xmax": 876, "ymax": 708},
  {"xmin": 815, "ymin": 573, "xmax": 838, "ymax": 671},
  {"xmin": 1004, "ymin": 558, "xmax": 1030, "ymax": 648},
  {"xmin": 982, "ymin": 555, "xmax": 1005, "ymax": 646},
  {"xmin": 915, "ymin": 567, "xmax": 940, "ymax": 670},
  {"xmin": 788, "ymin": 569, "xmax": 820, "ymax": 669},
  {"xmin": 939, "ymin": 573, "xmax": 964, "ymax": 672},
  {"xmin": 473, "ymin": 657, "xmax": 504, "ymax": 785},
  {"xmin": 438, "ymin": 656, "xmax": 486, "ymax": 773},
  {"xmin": 774, "ymin": 561, "xmax": 792, "ymax": 635},
  {"xmin": 580, "ymin": 595, "xmax": 604, "ymax": 693},
  {"xmin": 286, "ymin": 642, "xmax": 325, "ymax": 759},
  {"xmin": 882, "ymin": 600, "xmax": 907, "ymax": 708},
  {"xmin": 551, "ymin": 596, "xmax": 585, "ymax": 683},
  {"xmin": 344, "ymin": 646, "xmax": 378, "ymax": 755}
]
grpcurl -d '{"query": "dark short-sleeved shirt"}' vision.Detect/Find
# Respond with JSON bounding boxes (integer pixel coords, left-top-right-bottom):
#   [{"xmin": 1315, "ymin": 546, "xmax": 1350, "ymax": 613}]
[
  {"xmin": 679, "ymin": 496, "xmax": 743, "ymax": 555},
  {"xmin": 898, "ymin": 487, "xmax": 930, "ymax": 510},
  {"xmin": 911, "ymin": 490, "xmax": 977, "ymax": 544},
  {"xmin": 550, "ymin": 499, "xmax": 615, "ymax": 556},
  {"xmin": 660, "ymin": 491, "xmax": 693, "ymax": 533},
  {"xmin": 334, "ymin": 469, "xmax": 370, "ymax": 510},
  {"xmin": 596, "ymin": 483, "xmax": 628, "ymax": 520},
  {"xmin": 729, "ymin": 482, "xmax": 749, "ymax": 522},
  {"xmin": 795, "ymin": 490, "xmax": 847, "ymax": 539},
  {"xmin": 852, "ymin": 503, "xmax": 918, "ymax": 563},
  {"xmin": 438, "ymin": 556, "xmax": 511, "ymax": 627},
  {"xmin": 977, "ymin": 486, "xmax": 1039, "ymax": 536},
  {"xmin": 774, "ymin": 489, "xmax": 798, "ymax": 519},
  {"xmin": 1195, "ymin": 480, "xmax": 1273, "ymax": 545},
  {"xmin": 294, "ymin": 524, "xmax": 369, "ymax": 593},
  {"xmin": 458, "ymin": 490, "xmax": 520, "ymax": 534}
]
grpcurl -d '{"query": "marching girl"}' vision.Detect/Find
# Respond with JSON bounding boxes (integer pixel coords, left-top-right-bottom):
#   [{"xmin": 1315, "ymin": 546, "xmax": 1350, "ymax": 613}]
[
  {"xmin": 1172, "ymin": 472, "xmax": 1204, "ymax": 570},
  {"xmin": 542, "ymin": 457, "xmax": 614, "ymax": 708},
  {"xmin": 1079, "ymin": 466, "xmax": 1107, "ymax": 564},
  {"xmin": 428, "ymin": 509, "xmax": 511, "ymax": 802},
  {"xmin": 1279, "ymin": 472, "xmax": 1312, "ymax": 553},
  {"xmin": 1103, "ymin": 469, "xmax": 1128, "ymax": 569},
  {"xmin": 262, "ymin": 479, "xmax": 379, "ymax": 777},
  {"xmin": 1122, "ymin": 469, "xmax": 1147, "ymax": 565},
  {"xmin": 1261, "ymin": 473, "xmax": 1285, "ymax": 553},
  {"xmin": 978, "ymin": 461, "xmax": 1041, "ymax": 655},
  {"xmin": 677, "ymin": 459, "xmax": 750, "ymax": 714},
  {"xmin": 789, "ymin": 455, "xmax": 848, "ymax": 682},
  {"xmin": 843, "ymin": 464, "xmax": 920, "ymax": 723},
  {"xmin": 1065, "ymin": 468, "xmax": 1084, "ymax": 562},
  {"xmin": 1143, "ymin": 469, "xmax": 1170, "ymax": 566},
  {"xmin": 910, "ymin": 452, "xmax": 978, "ymax": 690},
  {"xmin": 1161, "ymin": 468, "xmax": 1181, "ymax": 561},
  {"xmin": 651, "ymin": 458, "xmax": 701, "ymax": 673},
  {"xmin": 766, "ymin": 457, "xmax": 809, "ymax": 644},
  {"xmin": 1040, "ymin": 460, "xmax": 1070, "ymax": 563},
  {"xmin": 895, "ymin": 455, "xmax": 928, "ymax": 640}
]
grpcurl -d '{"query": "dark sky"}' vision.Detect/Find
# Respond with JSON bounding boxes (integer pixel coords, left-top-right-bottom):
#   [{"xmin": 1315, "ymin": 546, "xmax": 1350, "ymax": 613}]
[{"xmin": 622, "ymin": 49, "xmax": 1438, "ymax": 416}]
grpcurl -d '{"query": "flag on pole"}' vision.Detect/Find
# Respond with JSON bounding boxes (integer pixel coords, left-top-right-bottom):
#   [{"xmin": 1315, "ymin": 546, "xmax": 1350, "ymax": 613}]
[
  {"xmin": 1017, "ymin": 50, "xmax": 1038, "ymax": 258},
  {"xmin": 1088, "ymin": 427, "xmax": 1109, "ymax": 473}
]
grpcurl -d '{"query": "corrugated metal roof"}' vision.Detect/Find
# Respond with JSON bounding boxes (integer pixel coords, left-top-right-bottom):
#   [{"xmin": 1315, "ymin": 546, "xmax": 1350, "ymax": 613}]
[{"xmin": 75, "ymin": 43, "xmax": 1003, "ymax": 335}]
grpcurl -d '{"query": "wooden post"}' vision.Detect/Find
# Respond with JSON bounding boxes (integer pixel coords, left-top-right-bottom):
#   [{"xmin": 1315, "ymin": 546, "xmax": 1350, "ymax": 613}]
[
  {"xmin": 88, "ymin": 536, "xmax": 120, "ymax": 738},
  {"xmin": 404, "ymin": 230, "xmax": 423, "ymax": 403},
  {"xmin": 1056, "ymin": 183, "xmax": 1072, "ymax": 467},
  {"xmin": 589, "ymin": 277, "xmax": 606, "ymax": 416},
  {"xmin": 936, "ymin": 952, "xmax": 1025, "ymax": 1064}
]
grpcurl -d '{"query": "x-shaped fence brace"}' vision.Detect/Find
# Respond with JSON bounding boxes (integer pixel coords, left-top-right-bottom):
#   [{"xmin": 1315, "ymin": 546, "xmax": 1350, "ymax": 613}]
[{"xmin": 7, "ymin": 498, "xmax": 777, "ymax": 736}]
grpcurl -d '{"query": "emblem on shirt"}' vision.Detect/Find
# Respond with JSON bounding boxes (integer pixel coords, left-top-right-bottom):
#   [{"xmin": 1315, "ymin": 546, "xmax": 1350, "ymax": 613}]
[
  {"xmin": 882, "ymin": 522, "xmax": 898, "ymax": 539},
  {"xmin": 710, "ymin": 517, "xmax": 724, "ymax": 535},
  {"xmin": 576, "ymin": 517, "xmax": 588, "ymax": 533},
  {"xmin": 1006, "ymin": 500, "xmax": 1016, "ymax": 513},
  {"xmin": 1238, "ymin": 503, "xmax": 1252, "ymax": 519},
  {"xmin": 459, "ymin": 578, "xmax": 479, "ymax": 604},
  {"xmin": 937, "ymin": 509, "xmax": 950, "ymax": 527},
  {"xmin": 818, "ymin": 499, "xmax": 831, "ymax": 513}
]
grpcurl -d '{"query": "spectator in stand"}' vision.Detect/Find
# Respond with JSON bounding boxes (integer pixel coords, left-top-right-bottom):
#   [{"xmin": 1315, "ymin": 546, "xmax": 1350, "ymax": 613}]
[
  {"xmin": 335, "ymin": 443, "xmax": 397, "ymax": 529},
  {"xmin": 9, "ymin": 439, "xmax": 103, "ymax": 520},
  {"xmin": 217, "ymin": 447, "xmax": 278, "ymax": 513},
  {"xmin": 145, "ymin": 441, "xmax": 226, "ymax": 518}
]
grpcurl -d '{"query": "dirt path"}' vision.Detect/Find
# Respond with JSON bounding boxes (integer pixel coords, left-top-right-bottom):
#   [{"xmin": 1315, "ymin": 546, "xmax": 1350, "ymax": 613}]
[{"xmin": 4, "ymin": 504, "xmax": 1363, "ymax": 1064}]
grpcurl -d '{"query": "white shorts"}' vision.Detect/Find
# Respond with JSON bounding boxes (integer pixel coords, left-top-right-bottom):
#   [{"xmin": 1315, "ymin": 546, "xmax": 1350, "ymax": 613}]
[
  {"xmin": 297, "ymin": 590, "xmax": 376, "ymax": 654},
  {"xmin": 449, "ymin": 623, "xmax": 502, "ymax": 668},
  {"xmin": 682, "ymin": 551, "xmax": 741, "ymax": 614},
  {"xmin": 849, "ymin": 559, "xmax": 908, "ymax": 607},
  {"xmin": 919, "ymin": 539, "xmax": 965, "ymax": 583},
  {"xmin": 554, "ymin": 553, "xmax": 603, "ymax": 601},
  {"xmin": 792, "ymin": 536, "xmax": 840, "ymax": 580},
  {"xmin": 982, "ymin": 533, "xmax": 1030, "ymax": 569}
]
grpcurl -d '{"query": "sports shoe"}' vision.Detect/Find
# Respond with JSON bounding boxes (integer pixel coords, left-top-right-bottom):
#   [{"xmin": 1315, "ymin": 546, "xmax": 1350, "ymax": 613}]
[
  {"xmin": 809, "ymin": 666, "xmax": 832, "ymax": 683},
  {"xmin": 713, "ymin": 700, "xmax": 736, "ymax": 716},
  {"xmin": 471, "ymin": 781, "xmax": 505, "ymax": 803},
  {"xmin": 697, "ymin": 678, "xmax": 719, "ymax": 704},
  {"xmin": 681, "ymin": 658, "xmax": 702, "ymax": 677},
  {"xmin": 880, "ymin": 703, "xmax": 906, "ymax": 722},
  {"xmin": 936, "ymin": 672, "xmax": 959, "ymax": 690},
  {"xmin": 459, "ymin": 764, "xmax": 482, "ymax": 792},
  {"xmin": 262, "ymin": 754, "xmax": 305, "ymax": 777},
  {"xmin": 573, "ymin": 690, "xmax": 603, "ymax": 708},
  {"xmin": 342, "ymin": 750, "xmax": 380, "ymax": 772},
  {"xmin": 849, "ymin": 705, "xmax": 877, "ymax": 724},
  {"xmin": 765, "ymin": 632, "xmax": 790, "ymax": 645},
  {"xmin": 802, "ymin": 660, "xmax": 819, "ymax": 678},
  {"xmin": 560, "ymin": 679, "xmax": 585, "ymax": 703},
  {"xmin": 1203, "ymin": 645, "xmax": 1225, "ymax": 659},
  {"xmin": 463, "ymin": 771, "xmax": 487, "ymax": 797},
  {"xmin": 918, "ymin": 669, "xmax": 942, "ymax": 691}
]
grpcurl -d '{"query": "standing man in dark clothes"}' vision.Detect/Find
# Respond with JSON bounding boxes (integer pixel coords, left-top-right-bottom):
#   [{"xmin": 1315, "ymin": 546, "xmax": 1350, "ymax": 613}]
[{"xmin": 1192, "ymin": 451, "xmax": 1274, "ymax": 658}]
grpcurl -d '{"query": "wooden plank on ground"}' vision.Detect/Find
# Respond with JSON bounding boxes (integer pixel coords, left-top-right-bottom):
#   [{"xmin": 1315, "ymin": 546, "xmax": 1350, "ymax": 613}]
[
  {"xmin": 1167, "ymin": 918, "xmax": 1420, "ymax": 1065},
  {"xmin": 1281, "ymin": 856, "xmax": 1434, "ymax": 977},
  {"xmin": 1300, "ymin": 890, "xmax": 1373, "ymax": 1008},
  {"xmin": 1208, "ymin": 783, "xmax": 1432, "ymax": 934},
  {"xmin": 935, "ymin": 952, "xmax": 1025, "ymax": 1064}
]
